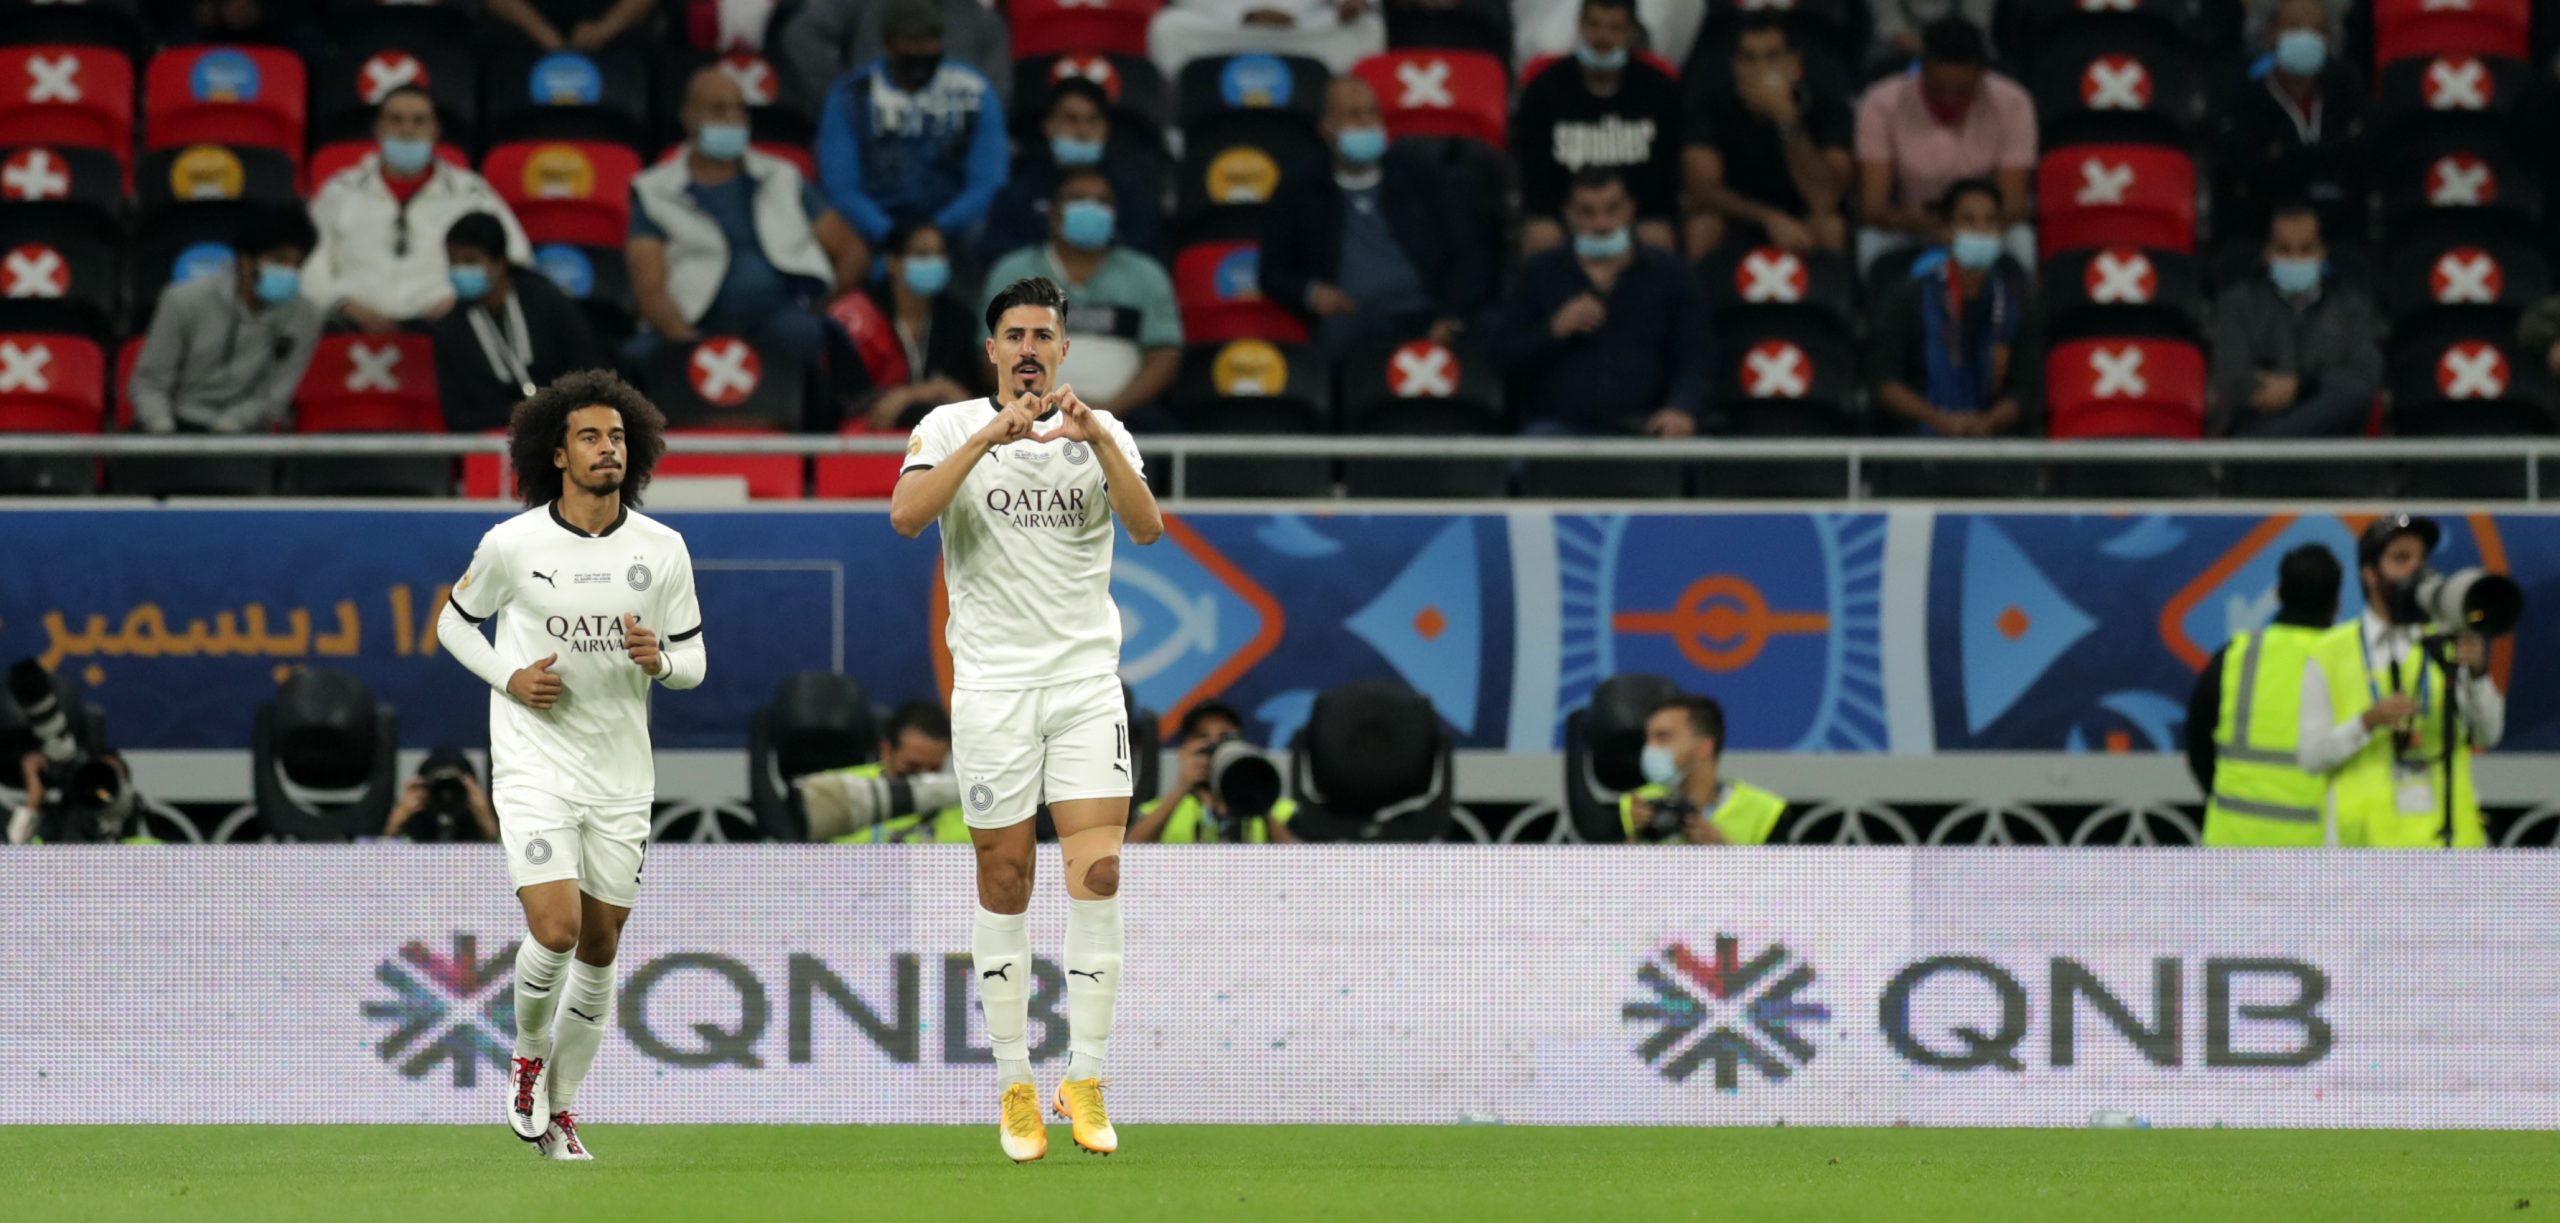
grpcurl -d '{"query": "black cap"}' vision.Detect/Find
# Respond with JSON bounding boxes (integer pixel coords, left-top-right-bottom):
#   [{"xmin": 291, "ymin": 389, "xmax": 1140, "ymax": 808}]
[
  {"xmin": 1177, "ymin": 700, "xmax": 1245, "ymax": 741},
  {"xmin": 419, "ymin": 746, "xmax": 476, "ymax": 780},
  {"xmin": 2356, "ymin": 513, "xmax": 2441, "ymax": 570}
]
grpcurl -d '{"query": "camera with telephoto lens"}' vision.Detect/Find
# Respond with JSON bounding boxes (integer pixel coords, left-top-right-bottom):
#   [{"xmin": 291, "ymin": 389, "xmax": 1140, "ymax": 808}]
[
  {"xmin": 1637, "ymin": 791, "xmax": 1696, "ymax": 842},
  {"xmin": 1202, "ymin": 731, "xmax": 1282, "ymax": 823},
  {"xmin": 7, "ymin": 658, "xmax": 135, "ymax": 843},
  {"xmin": 2387, "ymin": 567, "xmax": 2524, "ymax": 639},
  {"xmin": 407, "ymin": 748, "xmax": 483, "ymax": 843}
]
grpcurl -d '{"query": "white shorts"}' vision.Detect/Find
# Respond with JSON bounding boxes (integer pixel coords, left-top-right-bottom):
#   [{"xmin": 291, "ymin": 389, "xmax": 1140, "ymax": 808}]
[
  {"xmin": 496, "ymin": 786, "xmax": 652, "ymax": 908},
  {"xmin": 950, "ymin": 675, "xmax": 1134, "ymax": 830}
]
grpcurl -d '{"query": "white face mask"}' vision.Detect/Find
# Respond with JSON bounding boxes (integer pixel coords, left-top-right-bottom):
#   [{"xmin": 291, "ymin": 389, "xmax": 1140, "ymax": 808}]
[{"xmin": 1639, "ymin": 744, "xmax": 1682, "ymax": 786}]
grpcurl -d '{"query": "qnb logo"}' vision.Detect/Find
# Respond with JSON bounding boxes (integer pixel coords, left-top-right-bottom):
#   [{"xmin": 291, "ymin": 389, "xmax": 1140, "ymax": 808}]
[
  {"xmin": 362, "ymin": 933, "xmax": 518, "ymax": 1086},
  {"xmin": 1622, "ymin": 936, "xmax": 1830, "ymax": 1089},
  {"xmin": 984, "ymin": 485, "xmax": 1089, "ymax": 530}
]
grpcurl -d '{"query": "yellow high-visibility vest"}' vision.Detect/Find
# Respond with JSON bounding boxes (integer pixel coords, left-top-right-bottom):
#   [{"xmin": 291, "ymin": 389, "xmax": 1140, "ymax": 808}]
[
  {"xmin": 2312, "ymin": 623, "xmax": 2485, "ymax": 848},
  {"xmin": 1617, "ymin": 780, "xmax": 1788, "ymax": 845},
  {"xmin": 2203, "ymin": 625, "xmax": 2332, "ymax": 847},
  {"xmin": 828, "ymin": 763, "xmax": 973, "ymax": 844},
  {"xmin": 1156, "ymin": 795, "xmax": 1296, "ymax": 843}
]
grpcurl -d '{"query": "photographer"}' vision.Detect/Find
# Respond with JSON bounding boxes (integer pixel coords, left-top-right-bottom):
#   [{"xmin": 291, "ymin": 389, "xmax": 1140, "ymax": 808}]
[
  {"xmin": 377, "ymin": 748, "xmax": 500, "ymax": 843},
  {"xmin": 1132, "ymin": 702, "xmax": 1297, "ymax": 844},
  {"xmin": 803, "ymin": 701, "xmax": 972, "ymax": 843},
  {"xmin": 2297, "ymin": 515, "xmax": 2508, "ymax": 848},
  {"xmin": 6, "ymin": 660, "xmax": 146, "ymax": 846},
  {"xmin": 1621, "ymin": 695, "xmax": 1788, "ymax": 845}
]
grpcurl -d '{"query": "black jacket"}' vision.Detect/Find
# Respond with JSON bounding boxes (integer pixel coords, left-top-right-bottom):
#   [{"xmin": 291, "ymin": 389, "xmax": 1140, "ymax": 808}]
[
  {"xmin": 1256, "ymin": 150, "xmax": 1491, "ymax": 327},
  {"xmin": 432, "ymin": 270, "xmax": 603, "ymax": 433}
]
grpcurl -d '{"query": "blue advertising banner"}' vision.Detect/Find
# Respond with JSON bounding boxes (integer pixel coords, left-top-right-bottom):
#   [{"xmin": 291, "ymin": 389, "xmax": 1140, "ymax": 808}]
[{"xmin": 2, "ymin": 506, "xmax": 2551, "ymax": 754}]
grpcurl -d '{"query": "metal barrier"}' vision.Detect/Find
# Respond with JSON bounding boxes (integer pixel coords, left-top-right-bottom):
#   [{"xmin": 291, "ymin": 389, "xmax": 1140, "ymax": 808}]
[{"xmin": 12, "ymin": 434, "xmax": 2558, "ymax": 501}]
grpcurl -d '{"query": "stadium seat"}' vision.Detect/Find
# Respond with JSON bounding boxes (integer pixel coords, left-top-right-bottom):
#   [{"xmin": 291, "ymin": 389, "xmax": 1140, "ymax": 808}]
[
  {"xmin": 1008, "ymin": 0, "xmax": 1161, "ymax": 60},
  {"xmin": 2373, "ymin": 0, "xmax": 2530, "ymax": 70},
  {"xmin": 142, "ymin": 46, "xmax": 305, "ymax": 161},
  {"xmin": 281, "ymin": 334, "xmax": 451, "ymax": 496},
  {"xmin": 2375, "ymin": 54, "xmax": 2534, "ymax": 127},
  {"xmin": 1352, "ymin": 50, "xmax": 1508, "ymax": 149},
  {"xmin": 0, "ymin": 212, "xmax": 117, "ymax": 338},
  {"xmin": 1016, "ymin": 52, "xmax": 1172, "ymax": 150},
  {"xmin": 2382, "ymin": 212, "xmax": 2550, "ymax": 328},
  {"xmin": 746, "ymin": 671, "xmax": 876, "ymax": 841},
  {"xmin": 2390, "ymin": 319, "xmax": 2553, "ymax": 496},
  {"xmin": 1383, "ymin": 0, "xmax": 1512, "ymax": 64},
  {"xmin": 1698, "ymin": 243, "xmax": 1857, "ymax": 331},
  {"xmin": 810, "ymin": 419, "xmax": 907, "ymax": 499},
  {"xmin": 1337, "ymin": 335, "xmax": 1507, "ymax": 498},
  {"xmin": 0, "ymin": 46, "xmax": 135, "ymax": 170},
  {"xmin": 486, "ymin": 42, "xmax": 653, "ymax": 150},
  {"xmin": 2038, "ymin": 245, "xmax": 2206, "ymax": 341},
  {"xmin": 0, "ymin": 144, "xmax": 122, "ymax": 224},
  {"xmin": 136, "ymin": 144, "xmax": 298, "ymax": 219},
  {"xmin": 1178, "ymin": 52, "xmax": 1329, "ymax": 131},
  {"xmin": 306, "ymin": 138, "xmax": 469, "ymax": 195},
  {"xmin": 251, "ymin": 669, "xmax": 399, "ymax": 842},
  {"xmin": 484, "ymin": 140, "xmax": 641, "ymax": 248},
  {"xmin": 2026, "ymin": 16, "xmax": 2205, "ymax": 146},
  {"xmin": 1172, "ymin": 240, "xmax": 1308, "ymax": 344},
  {"xmin": 2378, "ymin": 119, "xmax": 2541, "ymax": 225},
  {"xmin": 2046, "ymin": 336, "xmax": 2205, "ymax": 438},
  {"xmin": 1286, "ymin": 679, "xmax": 1454, "ymax": 843},
  {"xmin": 2035, "ymin": 142, "xmax": 2197, "ymax": 258},
  {"xmin": 1175, "ymin": 127, "xmax": 1314, "ymax": 242},
  {"xmin": 312, "ymin": 5, "xmax": 479, "ymax": 146},
  {"xmin": 0, "ymin": 330, "xmax": 105, "ymax": 430},
  {"xmin": 123, "ymin": 201, "xmax": 254, "ymax": 331},
  {"xmin": 1560, "ymin": 672, "xmax": 1679, "ymax": 843},
  {"xmin": 1701, "ymin": 317, "xmax": 1861, "ymax": 498},
  {"xmin": 1169, "ymin": 338, "xmax": 1331, "ymax": 497},
  {"xmin": 528, "ymin": 241, "xmax": 635, "ymax": 344},
  {"xmin": 646, "ymin": 337, "xmax": 812, "ymax": 499}
]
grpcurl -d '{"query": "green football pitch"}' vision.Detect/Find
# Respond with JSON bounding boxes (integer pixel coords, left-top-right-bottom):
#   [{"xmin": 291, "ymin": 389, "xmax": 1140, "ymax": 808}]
[{"xmin": 11, "ymin": 1126, "xmax": 2557, "ymax": 1222}]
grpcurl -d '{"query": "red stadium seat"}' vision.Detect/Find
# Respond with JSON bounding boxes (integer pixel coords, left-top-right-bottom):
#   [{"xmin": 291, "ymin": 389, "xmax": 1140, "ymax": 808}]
[
  {"xmin": 485, "ymin": 140, "xmax": 641, "ymax": 248},
  {"xmin": 1352, "ymin": 50, "xmax": 1507, "ymax": 148},
  {"xmin": 2374, "ymin": 0, "xmax": 2530, "ymax": 70},
  {"xmin": 1173, "ymin": 240, "xmax": 1308, "ymax": 344},
  {"xmin": 2045, "ymin": 337, "xmax": 2205, "ymax": 438},
  {"xmin": 0, "ymin": 330, "xmax": 105, "ymax": 433},
  {"xmin": 0, "ymin": 46, "xmax": 135, "ymax": 167},
  {"xmin": 462, "ymin": 429, "xmax": 511, "ymax": 499},
  {"xmin": 143, "ymin": 46, "xmax": 305, "ymax": 159},
  {"xmin": 661, "ymin": 428, "xmax": 808, "ymax": 498},
  {"xmin": 2035, "ymin": 143, "xmax": 2195, "ymax": 259},
  {"xmin": 305, "ymin": 138, "xmax": 468, "ymax": 195},
  {"xmin": 294, "ymin": 334, "xmax": 441, "ymax": 432},
  {"xmin": 811, "ymin": 419, "xmax": 907, "ymax": 499},
  {"xmin": 113, "ymin": 334, "xmax": 141, "ymax": 430},
  {"xmin": 1009, "ymin": 0, "xmax": 1161, "ymax": 60}
]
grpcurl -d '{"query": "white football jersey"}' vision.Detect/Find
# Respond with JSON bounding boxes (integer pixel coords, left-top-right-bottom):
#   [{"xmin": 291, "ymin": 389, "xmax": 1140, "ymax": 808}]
[
  {"xmin": 448, "ymin": 503, "xmax": 702, "ymax": 803},
  {"xmin": 904, "ymin": 398, "xmax": 1142, "ymax": 691}
]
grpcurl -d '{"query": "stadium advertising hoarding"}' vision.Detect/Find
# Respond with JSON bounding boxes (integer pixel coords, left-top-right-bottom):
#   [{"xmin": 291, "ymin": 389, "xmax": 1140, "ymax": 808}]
[
  {"xmin": 4, "ymin": 847, "xmax": 2552, "ymax": 1127},
  {"xmin": 3, "ymin": 506, "xmax": 2555, "ymax": 755}
]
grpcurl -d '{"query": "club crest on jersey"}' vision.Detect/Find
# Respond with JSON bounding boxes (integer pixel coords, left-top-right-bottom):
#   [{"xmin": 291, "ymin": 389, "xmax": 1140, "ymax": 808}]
[
  {"xmin": 1064, "ymin": 440, "xmax": 1091, "ymax": 465},
  {"xmin": 524, "ymin": 837, "xmax": 553, "ymax": 865},
  {"xmin": 967, "ymin": 783, "xmax": 994, "ymax": 812},
  {"xmin": 983, "ymin": 486, "xmax": 1089, "ymax": 530},
  {"xmin": 627, "ymin": 563, "xmax": 652, "ymax": 592}
]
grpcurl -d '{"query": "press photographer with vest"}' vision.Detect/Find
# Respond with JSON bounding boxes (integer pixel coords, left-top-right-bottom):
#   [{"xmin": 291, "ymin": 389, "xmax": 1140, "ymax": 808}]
[
  {"xmin": 2189, "ymin": 543, "xmax": 2340, "ymax": 846},
  {"xmin": 1131, "ymin": 702, "xmax": 1298, "ymax": 845},
  {"xmin": 1620, "ymin": 695, "xmax": 1787, "ymax": 845},
  {"xmin": 2296, "ymin": 515, "xmax": 2510, "ymax": 848}
]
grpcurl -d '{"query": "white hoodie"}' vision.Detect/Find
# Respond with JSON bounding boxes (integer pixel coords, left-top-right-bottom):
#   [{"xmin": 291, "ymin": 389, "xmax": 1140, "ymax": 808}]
[{"xmin": 302, "ymin": 153, "xmax": 532, "ymax": 321}]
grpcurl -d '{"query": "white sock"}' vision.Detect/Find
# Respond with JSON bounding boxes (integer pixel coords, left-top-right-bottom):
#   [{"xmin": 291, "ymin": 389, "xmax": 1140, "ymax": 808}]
[
  {"xmin": 972, "ymin": 907, "xmax": 1033, "ymax": 1079},
  {"xmin": 1063, "ymin": 895, "xmax": 1122, "ymax": 1081},
  {"xmin": 512, "ymin": 940, "xmax": 572, "ymax": 1061},
  {"xmin": 546, "ymin": 959, "xmax": 615, "ymax": 1111}
]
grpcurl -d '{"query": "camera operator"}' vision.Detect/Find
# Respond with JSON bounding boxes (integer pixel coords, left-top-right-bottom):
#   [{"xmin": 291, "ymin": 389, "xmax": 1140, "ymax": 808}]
[
  {"xmin": 802, "ymin": 701, "xmax": 972, "ymax": 843},
  {"xmin": 1621, "ymin": 695, "xmax": 1788, "ymax": 845},
  {"xmin": 1131, "ymin": 702, "xmax": 1297, "ymax": 844},
  {"xmin": 2297, "ymin": 514, "xmax": 2508, "ymax": 848},
  {"xmin": 377, "ymin": 747, "xmax": 500, "ymax": 843},
  {"xmin": 5, "ymin": 659, "xmax": 147, "ymax": 846}
]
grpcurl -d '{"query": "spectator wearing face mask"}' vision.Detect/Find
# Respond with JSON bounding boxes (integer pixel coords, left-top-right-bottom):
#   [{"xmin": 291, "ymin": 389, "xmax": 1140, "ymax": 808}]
[
  {"xmin": 834, "ymin": 221, "xmax": 996, "ymax": 430},
  {"xmin": 1619, "ymin": 695, "xmax": 1787, "ymax": 845},
  {"xmin": 1146, "ymin": 0, "xmax": 1388, "ymax": 80},
  {"xmin": 1511, "ymin": 0, "xmax": 1685, "ymax": 256},
  {"xmin": 816, "ymin": 0, "xmax": 1011, "ymax": 257},
  {"xmin": 129, "ymin": 204, "xmax": 324, "ymax": 435},
  {"xmin": 777, "ymin": 0, "xmax": 1010, "ymax": 117},
  {"xmin": 1865, "ymin": 178, "xmax": 2029, "ymax": 438},
  {"xmin": 1496, "ymin": 167, "xmax": 1708, "ymax": 439},
  {"xmin": 431, "ymin": 212, "xmax": 603, "ymax": 433},
  {"xmin": 982, "ymin": 78, "xmax": 1168, "ymax": 262},
  {"xmin": 981, "ymin": 169, "xmax": 1184, "ymax": 421},
  {"xmin": 1851, "ymin": 17, "xmax": 2036, "ymax": 276},
  {"xmin": 2207, "ymin": 203, "xmax": 2380, "ymax": 437},
  {"xmin": 2210, "ymin": 0, "xmax": 2367, "ymax": 256},
  {"xmin": 302, "ymin": 86, "xmax": 531, "ymax": 332}
]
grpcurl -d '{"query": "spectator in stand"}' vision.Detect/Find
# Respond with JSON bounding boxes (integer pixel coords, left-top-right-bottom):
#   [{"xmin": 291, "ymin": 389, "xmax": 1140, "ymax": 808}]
[
  {"xmin": 1512, "ymin": 0, "xmax": 1702, "ymax": 74},
  {"xmin": 1496, "ymin": 168, "xmax": 1708, "ymax": 439},
  {"xmin": 303, "ymin": 87, "xmax": 530, "ymax": 333},
  {"xmin": 1147, "ymin": 0, "xmax": 1388, "ymax": 80},
  {"xmin": 485, "ymin": 0, "xmax": 658, "ymax": 50},
  {"xmin": 1682, "ymin": 15, "xmax": 1853, "ymax": 259},
  {"xmin": 778, "ymin": 0, "xmax": 1010, "ymax": 116},
  {"xmin": 129, "ymin": 204, "xmax": 324, "ymax": 435},
  {"xmin": 1852, "ymin": 18, "xmax": 2035, "ymax": 276},
  {"xmin": 1260, "ymin": 77, "xmax": 1490, "ymax": 358},
  {"xmin": 982, "ymin": 169, "xmax": 1184, "ymax": 422},
  {"xmin": 816, "ymin": 0, "xmax": 1010, "ymax": 257},
  {"xmin": 628, "ymin": 68, "xmax": 869, "ymax": 392},
  {"xmin": 431, "ymin": 213, "xmax": 603, "ymax": 434},
  {"xmin": 2211, "ymin": 0, "xmax": 2367, "ymax": 258},
  {"xmin": 1866, "ymin": 179, "xmax": 2029, "ymax": 437},
  {"xmin": 164, "ymin": 0, "xmax": 327, "ymax": 60},
  {"xmin": 1866, "ymin": 0, "xmax": 1995, "ymax": 71},
  {"xmin": 1512, "ymin": 0, "xmax": 1684, "ymax": 256},
  {"xmin": 983, "ymin": 78, "xmax": 1168, "ymax": 262},
  {"xmin": 834, "ymin": 221, "xmax": 995, "ymax": 430},
  {"xmin": 2208, "ymin": 204, "xmax": 2381, "ymax": 437},
  {"xmin": 2240, "ymin": 0, "xmax": 2348, "ymax": 47}
]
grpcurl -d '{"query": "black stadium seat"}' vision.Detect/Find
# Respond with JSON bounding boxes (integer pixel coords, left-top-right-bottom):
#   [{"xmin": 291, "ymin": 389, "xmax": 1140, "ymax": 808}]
[
  {"xmin": 135, "ymin": 144, "xmax": 299, "ymax": 220},
  {"xmin": 1704, "ymin": 315, "xmax": 1860, "ymax": 498},
  {"xmin": 1169, "ymin": 339, "xmax": 1332, "ymax": 497},
  {"xmin": 2027, "ymin": 16, "xmax": 2205, "ymax": 147},
  {"xmin": 2039, "ymin": 245, "xmax": 2205, "ymax": 341},
  {"xmin": 2382, "ymin": 210, "xmax": 2550, "ymax": 328},
  {"xmin": 0, "ymin": 207, "xmax": 116, "ymax": 339},
  {"xmin": 1699, "ymin": 243, "xmax": 1857, "ymax": 332},
  {"xmin": 313, "ymin": 5, "xmax": 480, "ymax": 146},
  {"xmin": 485, "ymin": 41, "xmax": 653, "ymax": 151},
  {"xmin": 1015, "ymin": 53, "xmax": 1171, "ymax": 152},
  {"xmin": 2380, "ymin": 117, "xmax": 2541, "ymax": 225},
  {"xmin": 2389, "ymin": 319, "xmax": 2553, "ymax": 498},
  {"xmin": 1337, "ymin": 334, "xmax": 1506, "ymax": 497}
]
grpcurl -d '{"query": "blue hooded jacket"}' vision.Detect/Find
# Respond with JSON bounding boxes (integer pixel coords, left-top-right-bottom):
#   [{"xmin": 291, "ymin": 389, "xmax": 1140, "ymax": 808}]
[{"xmin": 817, "ymin": 56, "xmax": 1010, "ymax": 244}]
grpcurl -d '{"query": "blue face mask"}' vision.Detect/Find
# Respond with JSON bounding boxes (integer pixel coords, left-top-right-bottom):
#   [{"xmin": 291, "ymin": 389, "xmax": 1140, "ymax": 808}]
[
  {"xmin": 1050, "ymin": 135, "xmax": 1105, "ymax": 166},
  {"xmin": 901, "ymin": 254, "xmax": 951, "ymax": 296},
  {"xmin": 1575, "ymin": 40, "xmax": 1628, "ymax": 72},
  {"xmin": 379, "ymin": 137, "xmax": 433, "ymax": 175},
  {"xmin": 2275, "ymin": 29, "xmax": 2327, "ymax": 77},
  {"xmin": 695, "ymin": 123, "xmax": 749, "ymax": 161},
  {"xmin": 2269, "ymin": 256, "xmax": 2323, "ymax": 295},
  {"xmin": 1951, "ymin": 230, "xmax": 2003, "ymax": 271},
  {"xmin": 1573, "ymin": 226, "xmax": 1632, "ymax": 261},
  {"xmin": 254, "ymin": 262, "xmax": 300, "ymax": 305},
  {"xmin": 1639, "ymin": 745, "xmax": 1681, "ymax": 787},
  {"xmin": 1335, "ymin": 125, "xmax": 1388, "ymax": 166},
  {"xmin": 1059, "ymin": 199, "xmax": 1116, "ymax": 250},
  {"xmin": 448, "ymin": 263, "xmax": 490, "ymax": 303}
]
